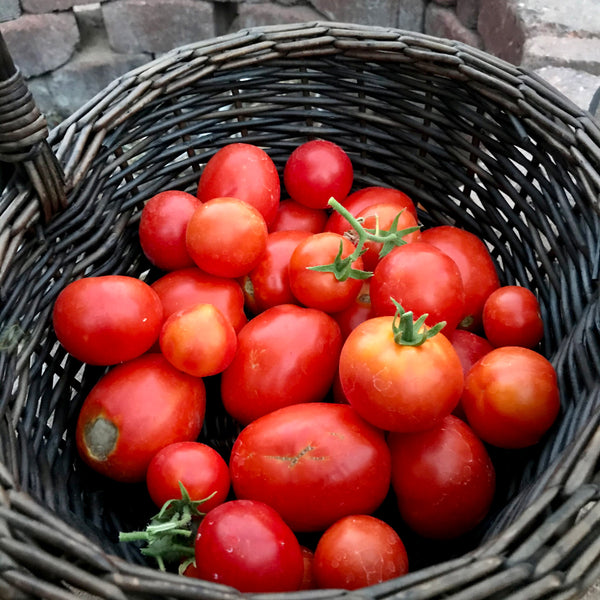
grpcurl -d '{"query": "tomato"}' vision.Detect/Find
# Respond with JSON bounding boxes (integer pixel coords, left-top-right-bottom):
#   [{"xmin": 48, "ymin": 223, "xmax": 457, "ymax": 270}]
[
  {"xmin": 196, "ymin": 143, "xmax": 280, "ymax": 226},
  {"xmin": 338, "ymin": 310, "xmax": 464, "ymax": 433},
  {"xmin": 447, "ymin": 329, "xmax": 494, "ymax": 378},
  {"xmin": 420, "ymin": 225, "xmax": 500, "ymax": 331},
  {"xmin": 220, "ymin": 304, "xmax": 342, "ymax": 425},
  {"xmin": 461, "ymin": 346, "xmax": 560, "ymax": 448},
  {"xmin": 269, "ymin": 199, "xmax": 328, "ymax": 234},
  {"xmin": 331, "ymin": 281, "xmax": 374, "ymax": 341},
  {"xmin": 75, "ymin": 354, "xmax": 206, "ymax": 482},
  {"xmin": 370, "ymin": 241, "xmax": 466, "ymax": 334},
  {"xmin": 283, "ymin": 139, "xmax": 353, "ymax": 209},
  {"xmin": 151, "ymin": 267, "xmax": 247, "ymax": 333},
  {"xmin": 229, "ymin": 403, "xmax": 391, "ymax": 532},
  {"xmin": 288, "ymin": 232, "xmax": 365, "ymax": 313},
  {"xmin": 313, "ymin": 515, "xmax": 409, "ymax": 590},
  {"xmin": 299, "ymin": 546, "xmax": 316, "ymax": 590},
  {"xmin": 159, "ymin": 303, "xmax": 237, "ymax": 377},
  {"xmin": 482, "ymin": 285, "xmax": 544, "ymax": 348},
  {"xmin": 194, "ymin": 499, "xmax": 304, "ymax": 593},
  {"xmin": 53, "ymin": 275, "xmax": 163, "ymax": 365},
  {"xmin": 146, "ymin": 441, "xmax": 230, "ymax": 512},
  {"xmin": 388, "ymin": 414, "xmax": 496, "ymax": 539},
  {"xmin": 138, "ymin": 190, "xmax": 201, "ymax": 271},
  {"xmin": 186, "ymin": 197, "xmax": 268, "ymax": 279}
]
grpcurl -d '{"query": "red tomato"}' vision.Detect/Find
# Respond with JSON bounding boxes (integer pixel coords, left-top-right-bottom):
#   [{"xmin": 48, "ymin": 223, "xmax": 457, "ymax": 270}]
[
  {"xmin": 186, "ymin": 197, "xmax": 268, "ymax": 278},
  {"xmin": 53, "ymin": 275, "xmax": 163, "ymax": 365},
  {"xmin": 269, "ymin": 199, "xmax": 328, "ymax": 233},
  {"xmin": 151, "ymin": 267, "xmax": 247, "ymax": 333},
  {"xmin": 283, "ymin": 139, "xmax": 353, "ymax": 209},
  {"xmin": 75, "ymin": 354, "xmax": 206, "ymax": 482},
  {"xmin": 461, "ymin": 346, "xmax": 560, "ymax": 448},
  {"xmin": 146, "ymin": 441, "xmax": 230, "ymax": 512},
  {"xmin": 138, "ymin": 190, "xmax": 201, "ymax": 271},
  {"xmin": 288, "ymin": 232, "xmax": 365, "ymax": 313},
  {"xmin": 229, "ymin": 403, "xmax": 391, "ymax": 532},
  {"xmin": 299, "ymin": 546, "xmax": 316, "ymax": 590},
  {"xmin": 339, "ymin": 314, "xmax": 464, "ymax": 432},
  {"xmin": 420, "ymin": 225, "xmax": 500, "ymax": 331},
  {"xmin": 220, "ymin": 304, "xmax": 342, "ymax": 425},
  {"xmin": 196, "ymin": 143, "xmax": 280, "ymax": 226},
  {"xmin": 159, "ymin": 303, "xmax": 237, "ymax": 377},
  {"xmin": 313, "ymin": 515, "xmax": 409, "ymax": 590},
  {"xmin": 447, "ymin": 329, "xmax": 494, "ymax": 378},
  {"xmin": 331, "ymin": 281, "xmax": 374, "ymax": 341},
  {"xmin": 482, "ymin": 285, "xmax": 544, "ymax": 348},
  {"xmin": 194, "ymin": 500, "xmax": 304, "ymax": 593},
  {"xmin": 370, "ymin": 241, "xmax": 466, "ymax": 334},
  {"xmin": 388, "ymin": 414, "xmax": 496, "ymax": 539}
]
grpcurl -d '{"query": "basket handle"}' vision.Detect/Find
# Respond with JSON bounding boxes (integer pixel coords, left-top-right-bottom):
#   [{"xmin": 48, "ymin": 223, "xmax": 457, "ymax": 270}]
[{"xmin": 0, "ymin": 30, "xmax": 66, "ymax": 222}]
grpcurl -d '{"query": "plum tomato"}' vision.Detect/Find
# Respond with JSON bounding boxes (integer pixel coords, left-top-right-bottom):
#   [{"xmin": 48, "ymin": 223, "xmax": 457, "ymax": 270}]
[
  {"xmin": 269, "ymin": 199, "xmax": 328, "ymax": 234},
  {"xmin": 146, "ymin": 441, "xmax": 230, "ymax": 512},
  {"xmin": 388, "ymin": 414, "xmax": 496, "ymax": 539},
  {"xmin": 196, "ymin": 143, "xmax": 280, "ymax": 226},
  {"xmin": 461, "ymin": 346, "xmax": 560, "ymax": 448},
  {"xmin": 229, "ymin": 403, "xmax": 391, "ymax": 532},
  {"xmin": 138, "ymin": 190, "xmax": 201, "ymax": 271},
  {"xmin": 194, "ymin": 499, "xmax": 304, "ymax": 593},
  {"xmin": 52, "ymin": 275, "xmax": 163, "ymax": 365},
  {"xmin": 283, "ymin": 139, "xmax": 353, "ymax": 209},
  {"xmin": 313, "ymin": 515, "xmax": 409, "ymax": 590},
  {"xmin": 220, "ymin": 304, "xmax": 342, "ymax": 425},
  {"xmin": 75, "ymin": 354, "xmax": 206, "ymax": 483}
]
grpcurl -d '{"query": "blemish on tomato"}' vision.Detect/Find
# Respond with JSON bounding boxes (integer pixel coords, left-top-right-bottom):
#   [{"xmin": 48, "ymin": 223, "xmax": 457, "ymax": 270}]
[{"xmin": 83, "ymin": 417, "xmax": 118, "ymax": 461}]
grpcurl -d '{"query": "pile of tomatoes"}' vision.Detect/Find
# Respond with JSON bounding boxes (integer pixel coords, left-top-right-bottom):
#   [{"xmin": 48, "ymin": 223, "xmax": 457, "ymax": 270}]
[{"xmin": 51, "ymin": 139, "xmax": 561, "ymax": 593}]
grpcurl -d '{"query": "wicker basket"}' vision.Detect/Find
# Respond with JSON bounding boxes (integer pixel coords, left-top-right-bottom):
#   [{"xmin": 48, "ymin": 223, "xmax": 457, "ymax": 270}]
[{"xmin": 1, "ymin": 20, "xmax": 600, "ymax": 600}]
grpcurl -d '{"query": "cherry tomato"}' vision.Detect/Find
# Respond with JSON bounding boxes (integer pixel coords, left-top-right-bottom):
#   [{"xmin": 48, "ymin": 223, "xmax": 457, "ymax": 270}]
[
  {"xmin": 75, "ymin": 354, "xmax": 206, "ymax": 482},
  {"xmin": 388, "ymin": 414, "xmax": 496, "ymax": 539},
  {"xmin": 146, "ymin": 441, "xmax": 230, "ymax": 512},
  {"xmin": 196, "ymin": 143, "xmax": 280, "ymax": 226},
  {"xmin": 194, "ymin": 499, "xmax": 304, "ymax": 593},
  {"xmin": 461, "ymin": 346, "xmax": 560, "ymax": 448},
  {"xmin": 138, "ymin": 190, "xmax": 201, "ymax": 271},
  {"xmin": 283, "ymin": 139, "xmax": 353, "ymax": 209},
  {"xmin": 482, "ymin": 285, "xmax": 544, "ymax": 348},
  {"xmin": 313, "ymin": 515, "xmax": 409, "ymax": 590},
  {"xmin": 269, "ymin": 199, "xmax": 328, "ymax": 234},
  {"xmin": 221, "ymin": 304, "xmax": 342, "ymax": 425},
  {"xmin": 53, "ymin": 275, "xmax": 163, "ymax": 365},
  {"xmin": 229, "ymin": 403, "xmax": 391, "ymax": 532},
  {"xmin": 331, "ymin": 281, "xmax": 374, "ymax": 341}
]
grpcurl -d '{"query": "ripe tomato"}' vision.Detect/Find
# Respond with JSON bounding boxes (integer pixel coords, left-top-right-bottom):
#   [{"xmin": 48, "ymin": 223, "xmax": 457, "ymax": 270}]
[
  {"xmin": 151, "ymin": 267, "xmax": 247, "ymax": 333},
  {"xmin": 482, "ymin": 285, "xmax": 544, "ymax": 348},
  {"xmin": 220, "ymin": 304, "xmax": 342, "ymax": 425},
  {"xmin": 159, "ymin": 303, "xmax": 237, "ymax": 377},
  {"xmin": 299, "ymin": 546, "xmax": 316, "ymax": 590},
  {"xmin": 229, "ymin": 403, "xmax": 391, "ymax": 532},
  {"xmin": 138, "ymin": 190, "xmax": 201, "ymax": 271},
  {"xmin": 194, "ymin": 499, "xmax": 304, "ymax": 593},
  {"xmin": 288, "ymin": 232, "xmax": 365, "ymax": 313},
  {"xmin": 75, "ymin": 354, "xmax": 206, "ymax": 482},
  {"xmin": 269, "ymin": 199, "xmax": 328, "ymax": 234},
  {"xmin": 283, "ymin": 139, "xmax": 353, "ymax": 209},
  {"xmin": 447, "ymin": 329, "xmax": 494, "ymax": 378},
  {"xmin": 53, "ymin": 275, "xmax": 163, "ymax": 365},
  {"xmin": 388, "ymin": 414, "xmax": 496, "ymax": 539},
  {"xmin": 146, "ymin": 441, "xmax": 230, "ymax": 512},
  {"xmin": 331, "ymin": 281, "xmax": 374, "ymax": 341},
  {"xmin": 420, "ymin": 225, "xmax": 500, "ymax": 331},
  {"xmin": 196, "ymin": 143, "xmax": 280, "ymax": 226},
  {"xmin": 186, "ymin": 197, "xmax": 268, "ymax": 278},
  {"xmin": 461, "ymin": 346, "xmax": 560, "ymax": 448},
  {"xmin": 313, "ymin": 515, "xmax": 409, "ymax": 590}
]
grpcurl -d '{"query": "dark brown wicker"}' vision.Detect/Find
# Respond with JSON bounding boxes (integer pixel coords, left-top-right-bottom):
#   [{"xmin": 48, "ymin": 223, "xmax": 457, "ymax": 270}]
[{"xmin": 1, "ymin": 20, "xmax": 600, "ymax": 600}]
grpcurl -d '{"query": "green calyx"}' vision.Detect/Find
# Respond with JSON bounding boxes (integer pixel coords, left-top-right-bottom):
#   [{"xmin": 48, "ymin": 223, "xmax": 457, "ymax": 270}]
[{"xmin": 391, "ymin": 299, "xmax": 446, "ymax": 346}]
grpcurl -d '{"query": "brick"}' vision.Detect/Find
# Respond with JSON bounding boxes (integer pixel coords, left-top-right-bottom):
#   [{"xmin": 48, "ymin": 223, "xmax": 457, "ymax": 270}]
[
  {"xmin": 103, "ymin": 0, "xmax": 215, "ymax": 55},
  {"xmin": 398, "ymin": 0, "xmax": 426, "ymax": 32},
  {"xmin": 477, "ymin": 0, "xmax": 525, "ymax": 65},
  {"xmin": 0, "ymin": 0, "xmax": 21, "ymax": 23},
  {"xmin": 0, "ymin": 13, "xmax": 79, "ymax": 77},
  {"xmin": 424, "ymin": 4, "xmax": 482, "ymax": 48},
  {"xmin": 310, "ymin": 0, "xmax": 399, "ymax": 27},
  {"xmin": 456, "ymin": 0, "xmax": 479, "ymax": 29},
  {"xmin": 522, "ymin": 36, "xmax": 600, "ymax": 76},
  {"xmin": 231, "ymin": 3, "xmax": 322, "ymax": 30},
  {"xmin": 22, "ymin": 0, "xmax": 102, "ymax": 12}
]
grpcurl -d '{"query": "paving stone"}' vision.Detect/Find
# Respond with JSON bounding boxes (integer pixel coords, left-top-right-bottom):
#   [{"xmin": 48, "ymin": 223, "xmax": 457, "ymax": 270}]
[
  {"xmin": 0, "ymin": 0, "xmax": 21, "ymax": 23},
  {"xmin": 477, "ymin": 0, "xmax": 525, "ymax": 64},
  {"xmin": 231, "ymin": 3, "xmax": 322, "ymax": 30},
  {"xmin": 430, "ymin": 0, "xmax": 456, "ymax": 7},
  {"xmin": 424, "ymin": 4, "xmax": 482, "ymax": 48},
  {"xmin": 515, "ymin": 0, "xmax": 600, "ymax": 36},
  {"xmin": 22, "ymin": 0, "xmax": 102, "ymax": 12},
  {"xmin": 522, "ymin": 36, "xmax": 600, "ymax": 76},
  {"xmin": 398, "ymin": 0, "xmax": 426, "ymax": 32},
  {"xmin": 309, "ymin": 0, "xmax": 399, "ymax": 27},
  {"xmin": 456, "ymin": 0, "xmax": 479, "ymax": 29},
  {"xmin": 535, "ymin": 66, "xmax": 600, "ymax": 115}
]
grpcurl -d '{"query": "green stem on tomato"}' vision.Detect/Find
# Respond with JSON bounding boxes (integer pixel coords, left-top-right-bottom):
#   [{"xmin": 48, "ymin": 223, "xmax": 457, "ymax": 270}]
[{"xmin": 391, "ymin": 298, "xmax": 446, "ymax": 346}]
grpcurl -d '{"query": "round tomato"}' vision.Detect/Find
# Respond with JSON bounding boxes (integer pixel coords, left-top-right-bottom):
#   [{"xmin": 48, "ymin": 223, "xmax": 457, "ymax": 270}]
[
  {"xmin": 229, "ymin": 403, "xmax": 391, "ymax": 532},
  {"xmin": 194, "ymin": 500, "xmax": 304, "ymax": 593},
  {"xmin": 269, "ymin": 199, "xmax": 328, "ymax": 233},
  {"xmin": 220, "ymin": 304, "xmax": 342, "ymax": 425},
  {"xmin": 331, "ymin": 281, "xmax": 374, "ymax": 341},
  {"xmin": 447, "ymin": 329, "xmax": 494, "ymax": 378},
  {"xmin": 53, "ymin": 275, "xmax": 163, "ymax": 365},
  {"xmin": 75, "ymin": 353, "xmax": 206, "ymax": 482},
  {"xmin": 313, "ymin": 515, "xmax": 409, "ymax": 590},
  {"xmin": 299, "ymin": 546, "xmax": 316, "ymax": 590},
  {"xmin": 388, "ymin": 414, "xmax": 496, "ymax": 539},
  {"xmin": 196, "ymin": 143, "xmax": 280, "ymax": 226},
  {"xmin": 461, "ymin": 346, "xmax": 560, "ymax": 448}
]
